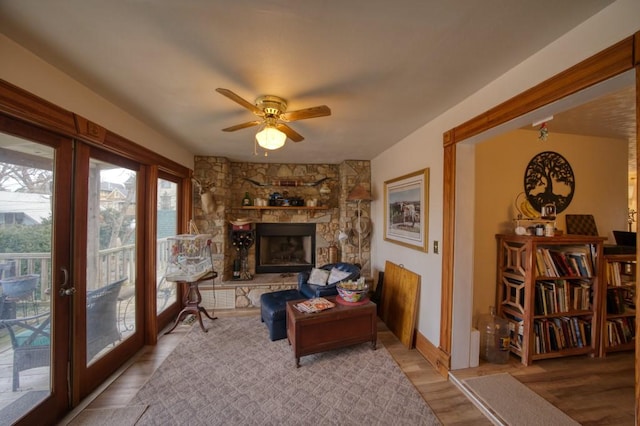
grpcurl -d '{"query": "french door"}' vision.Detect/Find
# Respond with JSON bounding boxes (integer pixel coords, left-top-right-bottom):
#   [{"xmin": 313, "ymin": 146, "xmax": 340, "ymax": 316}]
[
  {"xmin": 0, "ymin": 116, "xmax": 72, "ymax": 424},
  {"xmin": 71, "ymin": 143, "xmax": 145, "ymax": 402},
  {"xmin": 0, "ymin": 116, "xmax": 149, "ymax": 421}
]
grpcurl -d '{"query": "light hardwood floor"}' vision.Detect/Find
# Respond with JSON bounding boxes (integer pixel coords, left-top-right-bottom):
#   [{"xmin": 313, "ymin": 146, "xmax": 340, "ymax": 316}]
[
  {"xmin": 61, "ymin": 310, "xmax": 635, "ymax": 425},
  {"xmin": 452, "ymin": 351, "xmax": 635, "ymax": 425}
]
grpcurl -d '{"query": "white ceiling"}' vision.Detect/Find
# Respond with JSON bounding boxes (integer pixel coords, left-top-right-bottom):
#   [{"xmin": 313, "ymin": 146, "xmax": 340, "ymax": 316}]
[
  {"xmin": 552, "ymin": 84, "xmax": 637, "ymax": 172},
  {"xmin": 549, "ymin": 85, "xmax": 636, "ymax": 142},
  {"xmin": 0, "ymin": 1, "xmax": 624, "ymax": 164},
  {"xmin": 520, "ymin": 79, "xmax": 637, "ymax": 172}
]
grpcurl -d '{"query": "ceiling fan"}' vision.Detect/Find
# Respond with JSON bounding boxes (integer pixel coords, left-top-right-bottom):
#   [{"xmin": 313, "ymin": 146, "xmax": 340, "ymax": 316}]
[{"xmin": 216, "ymin": 88, "xmax": 331, "ymax": 150}]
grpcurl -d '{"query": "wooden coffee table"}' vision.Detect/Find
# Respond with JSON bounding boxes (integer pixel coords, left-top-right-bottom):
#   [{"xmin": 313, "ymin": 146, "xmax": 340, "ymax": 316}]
[{"xmin": 286, "ymin": 296, "xmax": 377, "ymax": 367}]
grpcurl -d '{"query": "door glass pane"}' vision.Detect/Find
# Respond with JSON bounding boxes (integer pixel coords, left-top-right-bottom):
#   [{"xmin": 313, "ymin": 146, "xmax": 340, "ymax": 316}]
[
  {"xmin": 0, "ymin": 134, "xmax": 52, "ymax": 416},
  {"xmin": 86, "ymin": 160, "xmax": 136, "ymax": 365},
  {"xmin": 157, "ymin": 178, "xmax": 177, "ymax": 313}
]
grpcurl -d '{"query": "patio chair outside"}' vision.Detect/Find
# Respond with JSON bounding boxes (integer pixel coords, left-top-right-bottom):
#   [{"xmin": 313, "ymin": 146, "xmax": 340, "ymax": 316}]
[
  {"xmin": 87, "ymin": 277, "xmax": 127, "ymax": 360},
  {"xmin": 0, "ymin": 311, "xmax": 51, "ymax": 391},
  {"xmin": 0, "ymin": 276, "xmax": 128, "ymax": 390}
]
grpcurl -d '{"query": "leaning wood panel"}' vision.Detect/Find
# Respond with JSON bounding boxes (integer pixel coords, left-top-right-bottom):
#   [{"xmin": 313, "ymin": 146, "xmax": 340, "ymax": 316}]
[{"xmin": 381, "ymin": 261, "xmax": 420, "ymax": 348}]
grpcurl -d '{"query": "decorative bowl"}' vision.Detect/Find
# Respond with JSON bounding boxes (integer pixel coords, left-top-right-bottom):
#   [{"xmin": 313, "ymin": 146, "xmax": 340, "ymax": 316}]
[{"xmin": 336, "ymin": 280, "xmax": 369, "ymax": 303}]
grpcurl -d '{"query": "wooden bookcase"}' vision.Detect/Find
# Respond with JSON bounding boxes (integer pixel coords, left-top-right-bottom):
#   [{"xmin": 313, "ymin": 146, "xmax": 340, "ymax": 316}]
[
  {"xmin": 496, "ymin": 234, "xmax": 606, "ymax": 366},
  {"xmin": 601, "ymin": 253, "xmax": 636, "ymax": 356}
]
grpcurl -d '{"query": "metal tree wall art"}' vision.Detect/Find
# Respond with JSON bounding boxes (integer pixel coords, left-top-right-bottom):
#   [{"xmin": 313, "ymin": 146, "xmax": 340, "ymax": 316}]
[{"xmin": 523, "ymin": 151, "xmax": 575, "ymax": 214}]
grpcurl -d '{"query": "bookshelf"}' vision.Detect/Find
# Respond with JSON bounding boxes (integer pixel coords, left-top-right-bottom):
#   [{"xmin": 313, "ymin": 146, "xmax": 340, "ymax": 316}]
[
  {"xmin": 496, "ymin": 234, "xmax": 606, "ymax": 366},
  {"xmin": 601, "ymin": 253, "xmax": 636, "ymax": 355}
]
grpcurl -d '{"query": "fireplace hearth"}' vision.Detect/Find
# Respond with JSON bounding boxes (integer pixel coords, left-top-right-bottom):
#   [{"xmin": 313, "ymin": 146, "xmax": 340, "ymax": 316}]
[{"xmin": 255, "ymin": 223, "xmax": 316, "ymax": 274}]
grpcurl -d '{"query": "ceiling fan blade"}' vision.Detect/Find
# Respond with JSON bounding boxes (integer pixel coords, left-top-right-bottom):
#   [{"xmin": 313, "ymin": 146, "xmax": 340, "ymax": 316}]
[
  {"xmin": 280, "ymin": 105, "xmax": 331, "ymax": 122},
  {"xmin": 222, "ymin": 120, "xmax": 261, "ymax": 132},
  {"xmin": 216, "ymin": 88, "xmax": 263, "ymax": 116},
  {"xmin": 276, "ymin": 123, "xmax": 304, "ymax": 142}
]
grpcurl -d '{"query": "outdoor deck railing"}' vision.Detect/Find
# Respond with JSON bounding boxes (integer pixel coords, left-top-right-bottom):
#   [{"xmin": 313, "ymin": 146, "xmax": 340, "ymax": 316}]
[{"xmin": 0, "ymin": 238, "xmax": 171, "ymax": 304}]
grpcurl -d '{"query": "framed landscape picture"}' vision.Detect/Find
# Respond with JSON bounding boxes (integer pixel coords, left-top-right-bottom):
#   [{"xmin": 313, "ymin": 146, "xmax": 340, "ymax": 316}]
[{"xmin": 384, "ymin": 168, "xmax": 429, "ymax": 252}]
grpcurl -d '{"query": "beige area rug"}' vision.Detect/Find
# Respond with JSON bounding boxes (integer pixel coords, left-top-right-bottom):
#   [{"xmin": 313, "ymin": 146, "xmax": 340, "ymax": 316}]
[
  {"xmin": 67, "ymin": 405, "xmax": 148, "ymax": 425},
  {"xmin": 129, "ymin": 316, "xmax": 441, "ymax": 425},
  {"xmin": 461, "ymin": 373, "xmax": 579, "ymax": 425}
]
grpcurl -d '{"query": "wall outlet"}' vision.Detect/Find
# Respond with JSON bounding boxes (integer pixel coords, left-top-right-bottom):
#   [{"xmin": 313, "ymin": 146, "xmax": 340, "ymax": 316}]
[{"xmin": 433, "ymin": 241, "xmax": 439, "ymax": 254}]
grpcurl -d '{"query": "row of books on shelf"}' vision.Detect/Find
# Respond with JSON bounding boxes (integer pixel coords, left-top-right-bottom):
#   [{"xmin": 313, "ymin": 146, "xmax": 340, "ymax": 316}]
[
  {"xmin": 535, "ymin": 247, "xmax": 594, "ymax": 278},
  {"xmin": 605, "ymin": 317, "xmax": 635, "ymax": 347},
  {"xmin": 604, "ymin": 261, "xmax": 634, "ymax": 287},
  {"xmin": 606, "ymin": 287, "xmax": 633, "ymax": 315},
  {"xmin": 533, "ymin": 317, "xmax": 591, "ymax": 354},
  {"xmin": 534, "ymin": 279, "xmax": 591, "ymax": 315}
]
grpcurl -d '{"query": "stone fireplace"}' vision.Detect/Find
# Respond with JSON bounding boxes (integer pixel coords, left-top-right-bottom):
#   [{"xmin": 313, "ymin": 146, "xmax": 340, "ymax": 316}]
[
  {"xmin": 191, "ymin": 158, "xmax": 371, "ymax": 300},
  {"xmin": 255, "ymin": 223, "xmax": 316, "ymax": 274}
]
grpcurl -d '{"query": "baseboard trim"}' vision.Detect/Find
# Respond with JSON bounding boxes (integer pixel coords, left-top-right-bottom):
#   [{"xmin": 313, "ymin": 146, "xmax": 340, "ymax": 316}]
[{"xmin": 415, "ymin": 330, "xmax": 450, "ymax": 377}]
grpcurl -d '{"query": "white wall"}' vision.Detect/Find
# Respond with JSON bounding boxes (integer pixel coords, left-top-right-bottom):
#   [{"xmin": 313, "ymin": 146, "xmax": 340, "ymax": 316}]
[
  {"xmin": 0, "ymin": 34, "xmax": 193, "ymax": 168},
  {"xmin": 370, "ymin": 121, "xmax": 444, "ymax": 340},
  {"xmin": 371, "ymin": 0, "xmax": 640, "ymax": 369}
]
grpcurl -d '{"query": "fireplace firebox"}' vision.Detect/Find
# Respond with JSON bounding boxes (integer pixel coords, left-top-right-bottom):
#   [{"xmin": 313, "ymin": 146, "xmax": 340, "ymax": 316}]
[{"xmin": 255, "ymin": 223, "xmax": 316, "ymax": 274}]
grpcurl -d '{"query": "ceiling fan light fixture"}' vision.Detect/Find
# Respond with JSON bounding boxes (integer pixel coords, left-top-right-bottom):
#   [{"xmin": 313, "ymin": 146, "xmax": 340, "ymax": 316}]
[
  {"xmin": 217, "ymin": 88, "xmax": 331, "ymax": 147},
  {"xmin": 256, "ymin": 125, "xmax": 286, "ymax": 150}
]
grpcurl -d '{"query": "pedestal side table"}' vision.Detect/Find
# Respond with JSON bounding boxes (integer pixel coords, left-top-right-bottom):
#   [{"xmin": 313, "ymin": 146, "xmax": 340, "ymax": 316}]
[{"xmin": 164, "ymin": 270, "xmax": 218, "ymax": 334}]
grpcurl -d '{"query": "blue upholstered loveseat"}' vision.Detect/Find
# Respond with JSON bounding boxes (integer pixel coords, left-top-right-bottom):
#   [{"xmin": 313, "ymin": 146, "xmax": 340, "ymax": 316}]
[
  {"xmin": 260, "ymin": 262, "xmax": 361, "ymax": 341},
  {"xmin": 297, "ymin": 262, "xmax": 361, "ymax": 298}
]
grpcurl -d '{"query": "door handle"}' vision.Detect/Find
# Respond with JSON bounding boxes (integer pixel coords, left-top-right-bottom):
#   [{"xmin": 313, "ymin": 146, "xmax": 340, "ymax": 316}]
[
  {"xmin": 61, "ymin": 287, "xmax": 76, "ymax": 296},
  {"xmin": 59, "ymin": 267, "xmax": 76, "ymax": 296}
]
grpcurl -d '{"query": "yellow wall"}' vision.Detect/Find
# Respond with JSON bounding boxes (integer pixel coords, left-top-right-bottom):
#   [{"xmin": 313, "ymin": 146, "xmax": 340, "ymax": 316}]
[{"xmin": 473, "ymin": 128, "xmax": 628, "ymax": 325}]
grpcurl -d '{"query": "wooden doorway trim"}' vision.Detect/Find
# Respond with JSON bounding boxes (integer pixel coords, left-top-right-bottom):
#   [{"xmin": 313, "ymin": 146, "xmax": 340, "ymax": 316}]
[{"xmin": 440, "ymin": 32, "xmax": 639, "ymax": 419}]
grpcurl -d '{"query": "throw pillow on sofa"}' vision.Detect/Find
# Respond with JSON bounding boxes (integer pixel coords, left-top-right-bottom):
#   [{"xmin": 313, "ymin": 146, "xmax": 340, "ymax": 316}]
[
  {"xmin": 308, "ymin": 268, "xmax": 330, "ymax": 285},
  {"xmin": 328, "ymin": 267, "xmax": 352, "ymax": 285}
]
